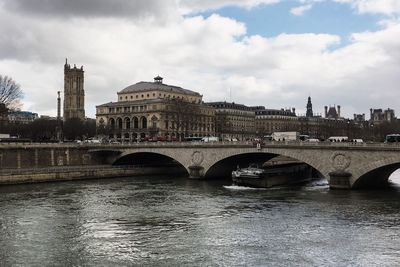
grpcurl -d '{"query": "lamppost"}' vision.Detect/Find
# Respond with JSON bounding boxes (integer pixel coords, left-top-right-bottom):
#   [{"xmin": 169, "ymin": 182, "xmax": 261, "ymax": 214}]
[{"xmin": 371, "ymin": 123, "xmax": 374, "ymax": 142}]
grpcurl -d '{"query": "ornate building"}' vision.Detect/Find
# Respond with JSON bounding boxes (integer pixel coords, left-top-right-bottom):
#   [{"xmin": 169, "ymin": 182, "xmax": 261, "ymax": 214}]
[
  {"xmin": 96, "ymin": 76, "xmax": 215, "ymax": 141},
  {"xmin": 206, "ymin": 102, "xmax": 255, "ymax": 141},
  {"xmin": 64, "ymin": 59, "xmax": 85, "ymax": 121}
]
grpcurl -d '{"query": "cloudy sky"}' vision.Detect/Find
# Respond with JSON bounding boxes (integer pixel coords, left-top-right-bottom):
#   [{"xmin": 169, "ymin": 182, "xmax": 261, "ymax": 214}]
[{"xmin": 0, "ymin": 0, "xmax": 400, "ymax": 118}]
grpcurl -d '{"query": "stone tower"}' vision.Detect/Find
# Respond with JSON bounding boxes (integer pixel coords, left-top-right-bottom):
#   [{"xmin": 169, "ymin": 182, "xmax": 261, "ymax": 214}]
[
  {"xmin": 306, "ymin": 96, "xmax": 313, "ymax": 117},
  {"xmin": 63, "ymin": 59, "xmax": 85, "ymax": 121}
]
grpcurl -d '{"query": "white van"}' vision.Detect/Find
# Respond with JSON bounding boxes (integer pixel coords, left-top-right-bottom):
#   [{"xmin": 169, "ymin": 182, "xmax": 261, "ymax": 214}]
[{"xmin": 201, "ymin": 136, "xmax": 219, "ymax": 142}]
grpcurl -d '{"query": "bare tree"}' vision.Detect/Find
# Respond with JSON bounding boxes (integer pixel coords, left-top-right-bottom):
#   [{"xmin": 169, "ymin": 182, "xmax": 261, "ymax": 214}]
[
  {"xmin": 165, "ymin": 98, "xmax": 200, "ymax": 140},
  {"xmin": 215, "ymin": 112, "xmax": 232, "ymax": 140},
  {"xmin": 0, "ymin": 75, "xmax": 23, "ymax": 108}
]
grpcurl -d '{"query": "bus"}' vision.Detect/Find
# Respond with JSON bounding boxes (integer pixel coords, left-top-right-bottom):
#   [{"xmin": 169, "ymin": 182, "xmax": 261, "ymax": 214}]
[
  {"xmin": 328, "ymin": 136, "xmax": 348, "ymax": 142},
  {"xmin": 385, "ymin": 134, "xmax": 400, "ymax": 143}
]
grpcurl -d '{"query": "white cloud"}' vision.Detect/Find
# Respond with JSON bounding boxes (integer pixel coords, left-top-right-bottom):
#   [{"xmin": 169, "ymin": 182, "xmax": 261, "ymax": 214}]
[
  {"xmin": 0, "ymin": 0, "xmax": 400, "ymax": 119},
  {"xmin": 334, "ymin": 0, "xmax": 400, "ymax": 15},
  {"xmin": 177, "ymin": 0, "xmax": 281, "ymax": 14},
  {"xmin": 290, "ymin": 4, "xmax": 313, "ymax": 16}
]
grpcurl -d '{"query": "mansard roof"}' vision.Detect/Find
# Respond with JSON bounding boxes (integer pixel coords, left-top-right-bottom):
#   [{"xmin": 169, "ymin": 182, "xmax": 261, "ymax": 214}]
[
  {"xmin": 327, "ymin": 107, "xmax": 338, "ymax": 118},
  {"xmin": 96, "ymin": 98, "xmax": 162, "ymax": 107},
  {"xmin": 206, "ymin": 101, "xmax": 253, "ymax": 111},
  {"xmin": 118, "ymin": 81, "xmax": 201, "ymax": 97}
]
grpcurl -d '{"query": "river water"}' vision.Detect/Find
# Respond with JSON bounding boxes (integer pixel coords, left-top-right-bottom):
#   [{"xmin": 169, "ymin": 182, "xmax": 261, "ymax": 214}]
[{"xmin": 0, "ymin": 172, "xmax": 400, "ymax": 266}]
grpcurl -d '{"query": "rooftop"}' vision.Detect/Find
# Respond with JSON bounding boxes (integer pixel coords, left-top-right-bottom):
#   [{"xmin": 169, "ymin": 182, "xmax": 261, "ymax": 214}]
[{"xmin": 118, "ymin": 76, "xmax": 201, "ymax": 97}]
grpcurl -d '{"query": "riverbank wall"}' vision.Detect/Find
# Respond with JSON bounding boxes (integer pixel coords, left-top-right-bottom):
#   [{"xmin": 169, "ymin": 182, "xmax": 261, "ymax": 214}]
[{"xmin": 0, "ymin": 165, "xmax": 186, "ymax": 185}]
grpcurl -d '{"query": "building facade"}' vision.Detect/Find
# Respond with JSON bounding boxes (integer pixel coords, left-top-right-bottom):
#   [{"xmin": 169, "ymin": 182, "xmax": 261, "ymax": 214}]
[
  {"xmin": 254, "ymin": 107, "xmax": 298, "ymax": 136},
  {"xmin": 96, "ymin": 76, "xmax": 215, "ymax": 141},
  {"xmin": 207, "ymin": 102, "xmax": 255, "ymax": 141},
  {"xmin": 64, "ymin": 59, "xmax": 85, "ymax": 121},
  {"xmin": 8, "ymin": 111, "xmax": 38, "ymax": 124},
  {"xmin": 370, "ymin": 108, "xmax": 396, "ymax": 125}
]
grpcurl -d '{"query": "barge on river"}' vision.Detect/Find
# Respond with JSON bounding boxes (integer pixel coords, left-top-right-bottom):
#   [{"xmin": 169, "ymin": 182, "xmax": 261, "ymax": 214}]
[{"xmin": 232, "ymin": 156, "xmax": 312, "ymax": 188}]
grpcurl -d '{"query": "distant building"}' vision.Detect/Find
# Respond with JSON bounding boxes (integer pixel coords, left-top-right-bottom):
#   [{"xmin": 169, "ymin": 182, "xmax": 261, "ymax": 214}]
[
  {"xmin": 64, "ymin": 59, "xmax": 85, "ymax": 121},
  {"xmin": 353, "ymin": 113, "xmax": 367, "ymax": 126},
  {"xmin": 207, "ymin": 101, "xmax": 255, "ymax": 141},
  {"xmin": 253, "ymin": 107, "xmax": 298, "ymax": 136},
  {"xmin": 370, "ymin": 108, "xmax": 395, "ymax": 124},
  {"xmin": 8, "ymin": 110, "xmax": 38, "ymax": 124},
  {"xmin": 40, "ymin": 115, "xmax": 58, "ymax": 120},
  {"xmin": 96, "ymin": 76, "xmax": 215, "ymax": 141},
  {"xmin": 324, "ymin": 105, "xmax": 342, "ymax": 119}
]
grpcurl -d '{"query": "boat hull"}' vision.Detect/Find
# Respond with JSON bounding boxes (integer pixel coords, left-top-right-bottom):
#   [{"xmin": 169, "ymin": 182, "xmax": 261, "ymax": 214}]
[{"xmin": 232, "ymin": 163, "xmax": 312, "ymax": 188}]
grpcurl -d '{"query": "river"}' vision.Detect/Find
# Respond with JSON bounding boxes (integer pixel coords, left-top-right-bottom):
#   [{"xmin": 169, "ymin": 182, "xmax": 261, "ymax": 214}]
[{"xmin": 0, "ymin": 171, "xmax": 400, "ymax": 266}]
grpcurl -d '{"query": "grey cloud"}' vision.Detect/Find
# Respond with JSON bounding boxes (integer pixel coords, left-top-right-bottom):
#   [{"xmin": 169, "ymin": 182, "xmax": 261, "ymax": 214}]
[{"xmin": 1, "ymin": 0, "xmax": 176, "ymax": 19}]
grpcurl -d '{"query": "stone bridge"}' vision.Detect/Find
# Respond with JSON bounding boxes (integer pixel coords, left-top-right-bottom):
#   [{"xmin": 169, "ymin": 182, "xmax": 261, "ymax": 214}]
[
  {"xmin": 88, "ymin": 142, "xmax": 400, "ymax": 189},
  {"xmin": 1, "ymin": 142, "xmax": 400, "ymax": 189}
]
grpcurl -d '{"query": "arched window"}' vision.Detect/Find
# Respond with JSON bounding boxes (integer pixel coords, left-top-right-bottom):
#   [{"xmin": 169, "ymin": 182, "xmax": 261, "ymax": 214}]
[
  {"xmin": 125, "ymin": 117, "xmax": 131, "ymax": 129},
  {"xmin": 151, "ymin": 115, "xmax": 158, "ymax": 128},
  {"xmin": 133, "ymin": 117, "xmax": 139, "ymax": 129},
  {"xmin": 117, "ymin": 118, "xmax": 123, "ymax": 129},
  {"xmin": 109, "ymin": 118, "xmax": 116, "ymax": 130},
  {"xmin": 141, "ymin": 116, "xmax": 147, "ymax": 129}
]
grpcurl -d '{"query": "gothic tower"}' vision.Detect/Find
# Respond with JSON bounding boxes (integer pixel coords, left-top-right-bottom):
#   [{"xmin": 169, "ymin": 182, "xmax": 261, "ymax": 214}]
[
  {"xmin": 306, "ymin": 96, "xmax": 313, "ymax": 117},
  {"xmin": 63, "ymin": 59, "xmax": 85, "ymax": 121}
]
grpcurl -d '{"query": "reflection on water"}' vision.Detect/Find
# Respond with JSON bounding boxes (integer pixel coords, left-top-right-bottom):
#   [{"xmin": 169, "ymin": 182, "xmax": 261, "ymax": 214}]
[{"xmin": 0, "ymin": 174, "xmax": 400, "ymax": 266}]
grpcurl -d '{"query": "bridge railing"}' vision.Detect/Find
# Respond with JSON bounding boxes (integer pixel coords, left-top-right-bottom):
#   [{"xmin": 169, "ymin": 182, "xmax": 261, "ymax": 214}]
[{"xmin": 2, "ymin": 141, "xmax": 400, "ymax": 149}]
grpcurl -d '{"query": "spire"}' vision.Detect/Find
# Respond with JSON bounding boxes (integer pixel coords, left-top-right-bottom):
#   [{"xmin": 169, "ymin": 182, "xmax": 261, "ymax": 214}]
[
  {"xmin": 306, "ymin": 96, "xmax": 313, "ymax": 117},
  {"xmin": 64, "ymin": 58, "xmax": 70, "ymax": 70}
]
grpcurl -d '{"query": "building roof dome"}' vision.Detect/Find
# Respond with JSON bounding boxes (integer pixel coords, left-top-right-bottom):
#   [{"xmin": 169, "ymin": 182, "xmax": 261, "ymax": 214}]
[{"xmin": 118, "ymin": 78, "xmax": 201, "ymax": 97}]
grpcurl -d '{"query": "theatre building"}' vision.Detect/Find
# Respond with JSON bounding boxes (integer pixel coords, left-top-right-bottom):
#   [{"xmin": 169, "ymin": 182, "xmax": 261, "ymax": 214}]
[{"xmin": 96, "ymin": 76, "xmax": 215, "ymax": 141}]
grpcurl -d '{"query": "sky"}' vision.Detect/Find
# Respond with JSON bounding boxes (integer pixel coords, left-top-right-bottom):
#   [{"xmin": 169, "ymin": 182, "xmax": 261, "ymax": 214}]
[{"xmin": 1, "ymin": 0, "xmax": 400, "ymax": 118}]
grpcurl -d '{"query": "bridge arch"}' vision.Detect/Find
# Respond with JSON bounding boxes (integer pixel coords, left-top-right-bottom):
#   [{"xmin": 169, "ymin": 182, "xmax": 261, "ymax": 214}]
[
  {"xmin": 202, "ymin": 149, "xmax": 326, "ymax": 179},
  {"xmin": 205, "ymin": 152, "xmax": 277, "ymax": 178},
  {"xmin": 112, "ymin": 150, "xmax": 190, "ymax": 177},
  {"xmin": 351, "ymin": 158, "xmax": 400, "ymax": 189}
]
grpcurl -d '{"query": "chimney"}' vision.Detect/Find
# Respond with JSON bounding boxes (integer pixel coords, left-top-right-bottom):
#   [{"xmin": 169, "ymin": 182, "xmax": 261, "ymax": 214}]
[
  {"xmin": 324, "ymin": 106, "xmax": 328, "ymax": 118},
  {"xmin": 337, "ymin": 105, "xmax": 341, "ymax": 118},
  {"xmin": 354, "ymin": 114, "xmax": 356, "ymax": 120},
  {"xmin": 370, "ymin": 108, "xmax": 373, "ymax": 120},
  {"xmin": 292, "ymin": 108, "xmax": 295, "ymax": 115}
]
